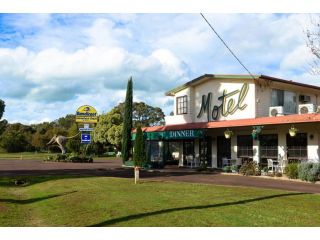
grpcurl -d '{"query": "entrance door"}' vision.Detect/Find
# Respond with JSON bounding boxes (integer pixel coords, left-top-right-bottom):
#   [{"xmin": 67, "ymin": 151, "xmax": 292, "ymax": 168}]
[
  {"xmin": 183, "ymin": 140, "xmax": 194, "ymax": 165},
  {"xmin": 200, "ymin": 137, "xmax": 212, "ymax": 166},
  {"xmin": 217, "ymin": 136, "xmax": 231, "ymax": 168}
]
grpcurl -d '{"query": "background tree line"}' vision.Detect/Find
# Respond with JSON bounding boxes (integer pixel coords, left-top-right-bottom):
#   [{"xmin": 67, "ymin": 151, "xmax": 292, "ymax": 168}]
[{"xmin": 0, "ymin": 99, "xmax": 165, "ymax": 154}]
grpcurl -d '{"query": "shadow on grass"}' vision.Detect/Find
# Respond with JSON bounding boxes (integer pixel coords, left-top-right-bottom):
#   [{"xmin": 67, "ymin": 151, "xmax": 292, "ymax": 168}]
[
  {"xmin": 0, "ymin": 167, "xmax": 211, "ymax": 186},
  {"xmin": 89, "ymin": 192, "xmax": 309, "ymax": 227},
  {"xmin": 0, "ymin": 191, "xmax": 77, "ymax": 204},
  {"xmin": 0, "ymin": 175, "xmax": 101, "ymax": 187}
]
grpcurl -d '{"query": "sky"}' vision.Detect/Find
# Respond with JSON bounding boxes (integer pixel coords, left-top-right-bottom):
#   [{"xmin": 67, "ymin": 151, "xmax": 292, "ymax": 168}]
[{"xmin": 0, "ymin": 13, "xmax": 319, "ymax": 124}]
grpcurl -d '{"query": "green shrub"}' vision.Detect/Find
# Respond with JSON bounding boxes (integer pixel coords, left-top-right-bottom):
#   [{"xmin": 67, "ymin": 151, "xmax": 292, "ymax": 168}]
[
  {"xmin": 239, "ymin": 161, "xmax": 260, "ymax": 176},
  {"xmin": 285, "ymin": 163, "xmax": 299, "ymax": 179},
  {"xmin": 54, "ymin": 154, "xmax": 68, "ymax": 161},
  {"xmin": 231, "ymin": 165, "xmax": 239, "ymax": 172},
  {"xmin": 298, "ymin": 163, "xmax": 320, "ymax": 183},
  {"xmin": 133, "ymin": 126, "xmax": 146, "ymax": 167},
  {"xmin": 298, "ymin": 163, "xmax": 313, "ymax": 181},
  {"xmin": 46, "ymin": 153, "xmax": 92, "ymax": 163},
  {"xmin": 222, "ymin": 166, "xmax": 231, "ymax": 173}
]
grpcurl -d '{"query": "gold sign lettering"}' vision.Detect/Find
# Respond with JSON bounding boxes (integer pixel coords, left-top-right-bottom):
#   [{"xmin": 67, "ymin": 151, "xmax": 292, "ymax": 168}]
[{"xmin": 197, "ymin": 83, "xmax": 249, "ymax": 121}]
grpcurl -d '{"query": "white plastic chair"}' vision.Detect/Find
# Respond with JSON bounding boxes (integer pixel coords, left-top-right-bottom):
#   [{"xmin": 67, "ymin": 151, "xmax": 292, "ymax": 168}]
[
  {"xmin": 267, "ymin": 159, "xmax": 275, "ymax": 172},
  {"xmin": 278, "ymin": 159, "xmax": 288, "ymax": 173},
  {"xmin": 186, "ymin": 155, "xmax": 194, "ymax": 168},
  {"xmin": 222, "ymin": 157, "xmax": 229, "ymax": 167}
]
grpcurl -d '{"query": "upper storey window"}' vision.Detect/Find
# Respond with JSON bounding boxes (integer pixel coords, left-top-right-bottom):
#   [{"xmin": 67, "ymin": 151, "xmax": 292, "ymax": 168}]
[
  {"xmin": 271, "ymin": 89, "xmax": 296, "ymax": 114},
  {"xmin": 176, "ymin": 95, "xmax": 188, "ymax": 114}
]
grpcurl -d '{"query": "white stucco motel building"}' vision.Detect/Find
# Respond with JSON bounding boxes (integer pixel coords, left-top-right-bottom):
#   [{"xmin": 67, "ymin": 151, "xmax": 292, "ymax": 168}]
[{"xmin": 138, "ymin": 74, "xmax": 320, "ymax": 169}]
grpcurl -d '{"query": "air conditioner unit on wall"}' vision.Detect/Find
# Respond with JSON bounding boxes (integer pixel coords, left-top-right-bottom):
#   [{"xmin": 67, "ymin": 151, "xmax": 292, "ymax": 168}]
[
  {"xmin": 298, "ymin": 104, "xmax": 316, "ymax": 114},
  {"xmin": 269, "ymin": 106, "xmax": 284, "ymax": 117}
]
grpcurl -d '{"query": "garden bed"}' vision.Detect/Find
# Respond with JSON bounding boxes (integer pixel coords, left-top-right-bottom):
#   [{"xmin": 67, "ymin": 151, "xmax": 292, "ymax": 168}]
[
  {"xmin": 221, "ymin": 172, "xmax": 320, "ymax": 184},
  {"xmin": 44, "ymin": 154, "xmax": 93, "ymax": 163}
]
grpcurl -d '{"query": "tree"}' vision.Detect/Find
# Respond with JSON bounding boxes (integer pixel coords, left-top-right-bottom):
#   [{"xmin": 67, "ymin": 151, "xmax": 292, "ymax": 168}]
[
  {"xmin": 56, "ymin": 114, "xmax": 76, "ymax": 130},
  {"xmin": 0, "ymin": 130, "xmax": 28, "ymax": 152},
  {"xmin": 118, "ymin": 102, "xmax": 165, "ymax": 128},
  {"xmin": 0, "ymin": 119, "xmax": 7, "ymax": 136},
  {"xmin": 93, "ymin": 107, "xmax": 123, "ymax": 151},
  {"xmin": 94, "ymin": 100, "xmax": 165, "ymax": 153},
  {"xmin": 0, "ymin": 99, "xmax": 6, "ymax": 136},
  {"xmin": 121, "ymin": 77, "xmax": 133, "ymax": 163},
  {"xmin": 306, "ymin": 16, "xmax": 320, "ymax": 74},
  {"xmin": 0, "ymin": 99, "xmax": 5, "ymax": 120},
  {"xmin": 133, "ymin": 125, "xmax": 145, "ymax": 167},
  {"xmin": 66, "ymin": 123, "xmax": 81, "ymax": 153}
]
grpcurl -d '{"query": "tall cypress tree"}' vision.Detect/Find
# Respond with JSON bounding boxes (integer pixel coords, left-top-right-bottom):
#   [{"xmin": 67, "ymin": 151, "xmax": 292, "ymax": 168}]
[
  {"xmin": 121, "ymin": 77, "xmax": 133, "ymax": 163},
  {"xmin": 133, "ymin": 125, "xmax": 145, "ymax": 167}
]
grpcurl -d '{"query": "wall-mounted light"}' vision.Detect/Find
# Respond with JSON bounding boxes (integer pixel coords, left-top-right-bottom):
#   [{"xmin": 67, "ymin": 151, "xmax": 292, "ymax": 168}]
[
  {"xmin": 289, "ymin": 125, "xmax": 298, "ymax": 137},
  {"xmin": 224, "ymin": 129, "xmax": 233, "ymax": 139}
]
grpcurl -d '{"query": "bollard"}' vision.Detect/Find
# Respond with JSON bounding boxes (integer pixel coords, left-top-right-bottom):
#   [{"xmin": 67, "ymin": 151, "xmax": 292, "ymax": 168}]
[{"xmin": 134, "ymin": 166, "xmax": 139, "ymax": 184}]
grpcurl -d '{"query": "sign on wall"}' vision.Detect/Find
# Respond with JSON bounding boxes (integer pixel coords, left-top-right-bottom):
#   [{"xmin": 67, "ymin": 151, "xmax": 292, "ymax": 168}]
[
  {"xmin": 197, "ymin": 82, "xmax": 249, "ymax": 121},
  {"xmin": 132, "ymin": 129, "xmax": 204, "ymax": 140},
  {"xmin": 75, "ymin": 105, "xmax": 98, "ymax": 123}
]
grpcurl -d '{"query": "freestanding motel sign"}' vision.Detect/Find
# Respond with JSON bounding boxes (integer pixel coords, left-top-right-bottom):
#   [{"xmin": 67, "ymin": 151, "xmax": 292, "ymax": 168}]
[{"xmin": 75, "ymin": 105, "xmax": 98, "ymax": 144}]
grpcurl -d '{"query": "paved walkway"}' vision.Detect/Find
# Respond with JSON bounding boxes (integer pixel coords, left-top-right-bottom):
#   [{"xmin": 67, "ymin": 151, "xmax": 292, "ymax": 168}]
[{"xmin": 0, "ymin": 159, "xmax": 319, "ymax": 193}]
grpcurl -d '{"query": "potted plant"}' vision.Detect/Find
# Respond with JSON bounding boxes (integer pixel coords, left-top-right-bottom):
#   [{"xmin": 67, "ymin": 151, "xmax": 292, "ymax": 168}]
[
  {"xmin": 289, "ymin": 126, "xmax": 298, "ymax": 137},
  {"xmin": 224, "ymin": 129, "xmax": 233, "ymax": 139}
]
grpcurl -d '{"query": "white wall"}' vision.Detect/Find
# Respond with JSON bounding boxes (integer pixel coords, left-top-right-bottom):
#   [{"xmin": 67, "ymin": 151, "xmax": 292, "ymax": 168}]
[
  {"xmin": 194, "ymin": 79, "xmax": 256, "ymax": 122},
  {"xmin": 167, "ymin": 77, "xmax": 320, "ymax": 125},
  {"xmin": 256, "ymin": 80, "xmax": 320, "ymax": 117}
]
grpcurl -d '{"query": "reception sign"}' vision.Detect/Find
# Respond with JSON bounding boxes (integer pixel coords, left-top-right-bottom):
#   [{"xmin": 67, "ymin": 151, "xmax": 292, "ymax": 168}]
[{"xmin": 75, "ymin": 105, "xmax": 98, "ymax": 123}]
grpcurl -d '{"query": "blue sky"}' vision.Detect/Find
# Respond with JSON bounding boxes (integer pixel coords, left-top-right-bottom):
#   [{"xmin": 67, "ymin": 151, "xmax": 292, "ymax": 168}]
[{"xmin": 0, "ymin": 13, "xmax": 319, "ymax": 124}]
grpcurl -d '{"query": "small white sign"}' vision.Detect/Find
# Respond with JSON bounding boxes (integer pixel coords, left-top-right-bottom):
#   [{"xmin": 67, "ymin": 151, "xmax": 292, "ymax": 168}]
[
  {"xmin": 84, "ymin": 124, "xmax": 89, "ymax": 129},
  {"xmin": 79, "ymin": 128, "xmax": 93, "ymax": 131}
]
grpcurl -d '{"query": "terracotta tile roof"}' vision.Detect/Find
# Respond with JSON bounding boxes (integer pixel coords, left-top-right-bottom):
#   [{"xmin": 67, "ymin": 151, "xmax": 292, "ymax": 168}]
[{"xmin": 139, "ymin": 114, "xmax": 320, "ymax": 132}]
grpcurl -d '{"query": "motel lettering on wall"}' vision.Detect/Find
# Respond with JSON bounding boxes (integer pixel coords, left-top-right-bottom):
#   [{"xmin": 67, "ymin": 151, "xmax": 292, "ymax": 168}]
[{"xmin": 197, "ymin": 82, "xmax": 249, "ymax": 121}]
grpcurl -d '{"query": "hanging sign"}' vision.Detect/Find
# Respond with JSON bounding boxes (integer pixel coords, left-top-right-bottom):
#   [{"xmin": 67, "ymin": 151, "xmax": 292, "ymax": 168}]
[
  {"xmin": 197, "ymin": 83, "xmax": 249, "ymax": 121},
  {"xmin": 75, "ymin": 105, "xmax": 98, "ymax": 123}
]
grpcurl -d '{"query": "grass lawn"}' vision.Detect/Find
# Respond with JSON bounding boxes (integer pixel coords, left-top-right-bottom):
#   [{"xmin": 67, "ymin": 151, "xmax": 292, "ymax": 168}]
[
  {"xmin": 0, "ymin": 152, "xmax": 120, "ymax": 161},
  {"xmin": 0, "ymin": 176, "xmax": 319, "ymax": 227}
]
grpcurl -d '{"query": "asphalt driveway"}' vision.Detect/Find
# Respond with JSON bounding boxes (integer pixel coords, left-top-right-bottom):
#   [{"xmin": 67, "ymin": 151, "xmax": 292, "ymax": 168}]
[{"xmin": 0, "ymin": 159, "xmax": 319, "ymax": 193}]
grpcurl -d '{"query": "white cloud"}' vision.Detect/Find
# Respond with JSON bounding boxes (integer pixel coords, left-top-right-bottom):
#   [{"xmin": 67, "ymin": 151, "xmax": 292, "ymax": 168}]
[
  {"xmin": 1, "ymin": 13, "xmax": 320, "ymax": 124},
  {"xmin": 280, "ymin": 45, "xmax": 315, "ymax": 70}
]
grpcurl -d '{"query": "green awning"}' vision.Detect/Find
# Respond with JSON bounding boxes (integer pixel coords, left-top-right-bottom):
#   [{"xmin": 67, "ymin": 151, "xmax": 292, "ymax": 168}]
[{"xmin": 132, "ymin": 129, "xmax": 204, "ymax": 140}]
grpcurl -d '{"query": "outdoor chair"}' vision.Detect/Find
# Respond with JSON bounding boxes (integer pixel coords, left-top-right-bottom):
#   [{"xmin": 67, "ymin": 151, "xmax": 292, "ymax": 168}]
[
  {"xmin": 186, "ymin": 155, "xmax": 194, "ymax": 168},
  {"xmin": 267, "ymin": 158, "xmax": 275, "ymax": 172},
  {"xmin": 278, "ymin": 158, "xmax": 288, "ymax": 173},
  {"xmin": 222, "ymin": 157, "xmax": 229, "ymax": 167}
]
